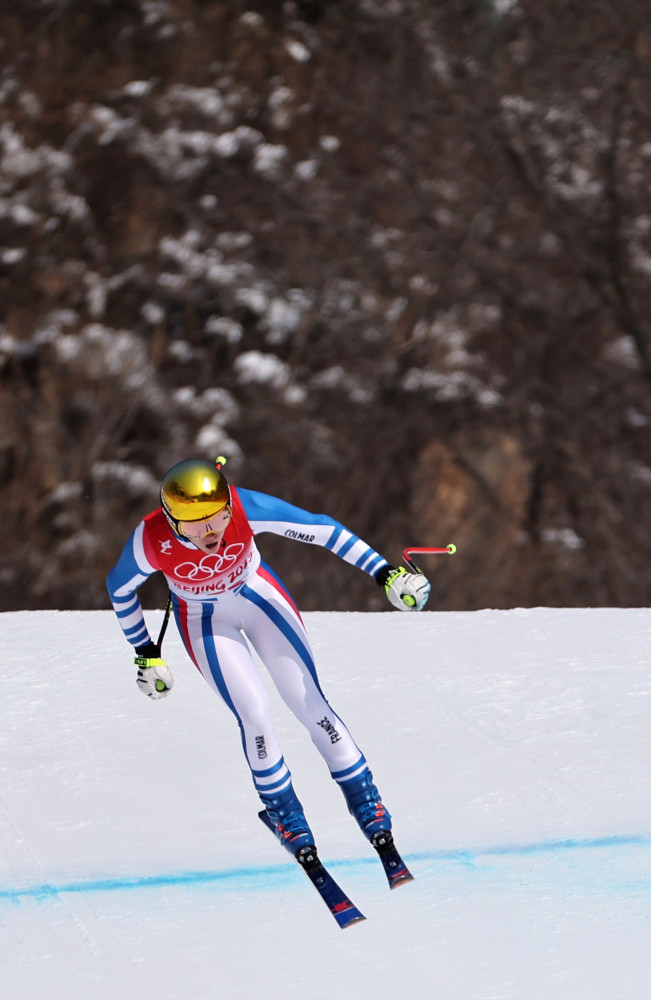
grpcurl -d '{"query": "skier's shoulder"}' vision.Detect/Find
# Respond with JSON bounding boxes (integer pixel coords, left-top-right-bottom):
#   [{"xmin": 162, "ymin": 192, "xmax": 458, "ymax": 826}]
[
  {"xmin": 143, "ymin": 506, "xmax": 165, "ymax": 526},
  {"xmin": 236, "ymin": 486, "xmax": 339, "ymax": 531},
  {"xmin": 141, "ymin": 506, "xmax": 168, "ymax": 535},
  {"xmin": 235, "ymin": 485, "xmax": 286, "ymax": 517},
  {"xmin": 236, "ymin": 486, "xmax": 299, "ymax": 513}
]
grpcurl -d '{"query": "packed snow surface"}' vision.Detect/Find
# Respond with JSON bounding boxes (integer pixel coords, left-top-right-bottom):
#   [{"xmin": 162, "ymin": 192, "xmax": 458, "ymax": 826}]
[{"xmin": 1, "ymin": 608, "xmax": 650, "ymax": 999}]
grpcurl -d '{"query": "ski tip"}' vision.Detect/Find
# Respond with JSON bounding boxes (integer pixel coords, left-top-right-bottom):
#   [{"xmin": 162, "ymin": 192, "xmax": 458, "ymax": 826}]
[
  {"xmin": 388, "ymin": 870, "xmax": 415, "ymax": 889},
  {"xmin": 334, "ymin": 906, "xmax": 367, "ymax": 929}
]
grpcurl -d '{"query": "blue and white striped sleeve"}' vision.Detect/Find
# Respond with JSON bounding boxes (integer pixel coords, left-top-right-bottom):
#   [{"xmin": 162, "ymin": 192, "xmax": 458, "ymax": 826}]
[
  {"xmin": 106, "ymin": 522, "xmax": 158, "ymax": 648},
  {"xmin": 238, "ymin": 488, "xmax": 389, "ymax": 578}
]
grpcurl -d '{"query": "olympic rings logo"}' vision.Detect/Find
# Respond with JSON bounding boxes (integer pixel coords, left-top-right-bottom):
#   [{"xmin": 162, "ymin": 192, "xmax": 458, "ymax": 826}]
[{"xmin": 174, "ymin": 542, "xmax": 245, "ymax": 580}]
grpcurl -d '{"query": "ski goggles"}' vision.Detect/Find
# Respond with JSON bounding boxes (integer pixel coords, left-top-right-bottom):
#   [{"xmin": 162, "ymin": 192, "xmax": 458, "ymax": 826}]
[{"xmin": 178, "ymin": 505, "xmax": 231, "ymax": 538}]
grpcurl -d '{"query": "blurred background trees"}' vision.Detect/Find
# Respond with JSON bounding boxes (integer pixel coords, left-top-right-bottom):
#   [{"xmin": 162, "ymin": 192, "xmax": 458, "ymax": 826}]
[{"xmin": 1, "ymin": 0, "xmax": 650, "ymax": 612}]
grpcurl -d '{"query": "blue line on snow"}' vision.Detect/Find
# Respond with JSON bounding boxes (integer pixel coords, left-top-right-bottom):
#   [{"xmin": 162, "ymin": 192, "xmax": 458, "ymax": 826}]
[
  {"xmin": 0, "ymin": 834, "xmax": 648, "ymax": 904},
  {"xmin": 409, "ymin": 833, "xmax": 651, "ymax": 864}
]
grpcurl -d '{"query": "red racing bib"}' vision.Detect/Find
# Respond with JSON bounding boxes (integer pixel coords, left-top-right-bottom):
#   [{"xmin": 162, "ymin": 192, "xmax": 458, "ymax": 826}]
[{"xmin": 141, "ymin": 487, "xmax": 256, "ymax": 598}]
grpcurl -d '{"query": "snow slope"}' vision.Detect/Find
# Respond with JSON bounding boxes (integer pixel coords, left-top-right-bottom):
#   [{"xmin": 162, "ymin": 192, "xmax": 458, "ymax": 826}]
[{"xmin": 1, "ymin": 608, "xmax": 650, "ymax": 999}]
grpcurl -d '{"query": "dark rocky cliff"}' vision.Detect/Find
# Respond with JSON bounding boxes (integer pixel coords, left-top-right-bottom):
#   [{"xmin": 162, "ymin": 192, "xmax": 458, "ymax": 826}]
[{"xmin": 2, "ymin": 0, "xmax": 651, "ymax": 612}]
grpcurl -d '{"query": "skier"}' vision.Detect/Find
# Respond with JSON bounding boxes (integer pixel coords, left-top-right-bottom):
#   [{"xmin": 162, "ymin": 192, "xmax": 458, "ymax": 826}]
[{"xmin": 106, "ymin": 457, "xmax": 430, "ymax": 859}]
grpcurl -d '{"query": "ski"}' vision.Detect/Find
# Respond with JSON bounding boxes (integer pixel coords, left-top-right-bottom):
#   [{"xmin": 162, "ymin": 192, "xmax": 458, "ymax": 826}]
[
  {"xmin": 370, "ymin": 831, "xmax": 414, "ymax": 889},
  {"xmin": 258, "ymin": 810, "xmax": 366, "ymax": 929}
]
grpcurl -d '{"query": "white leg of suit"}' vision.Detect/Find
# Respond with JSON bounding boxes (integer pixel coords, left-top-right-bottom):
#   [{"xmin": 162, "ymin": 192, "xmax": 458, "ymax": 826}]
[{"xmin": 173, "ymin": 562, "xmax": 368, "ymax": 798}]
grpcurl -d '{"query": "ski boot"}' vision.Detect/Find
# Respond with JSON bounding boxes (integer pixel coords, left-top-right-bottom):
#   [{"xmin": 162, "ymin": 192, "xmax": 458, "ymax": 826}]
[
  {"xmin": 259, "ymin": 784, "xmax": 316, "ymax": 856},
  {"xmin": 338, "ymin": 766, "xmax": 392, "ymax": 841}
]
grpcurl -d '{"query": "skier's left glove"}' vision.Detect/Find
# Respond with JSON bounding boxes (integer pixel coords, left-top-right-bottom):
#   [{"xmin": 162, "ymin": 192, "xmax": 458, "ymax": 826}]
[
  {"xmin": 376, "ymin": 565, "xmax": 431, "ymax": 611},
  {"xmin": 134, "ymin": 642, "xmax": 174, "ymax": 700}
]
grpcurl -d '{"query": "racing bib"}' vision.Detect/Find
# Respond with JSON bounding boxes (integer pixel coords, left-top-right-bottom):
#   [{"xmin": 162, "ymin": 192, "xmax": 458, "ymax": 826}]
[{"xmin": 141, "ymin": 487, "xmax": 257, "ymax": 598}]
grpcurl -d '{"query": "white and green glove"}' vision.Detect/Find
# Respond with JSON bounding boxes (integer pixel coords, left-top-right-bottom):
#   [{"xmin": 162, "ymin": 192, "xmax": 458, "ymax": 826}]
[
  {"xmin": 376, "ymin": 565, "xmax": 431, "ymax": 611},
  {"xmin": 134, "ymin": 642, "xmax": 174, "ymax": 699}
]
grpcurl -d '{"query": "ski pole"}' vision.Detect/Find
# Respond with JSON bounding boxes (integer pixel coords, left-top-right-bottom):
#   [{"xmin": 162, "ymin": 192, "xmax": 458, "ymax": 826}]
[
  {"xmin": 403, "ymin": 545, "xmax": 457, "ymax": 573},
  {"xmin": 156, "ymin": 593, "xmax": 173, "ymax": 649}
]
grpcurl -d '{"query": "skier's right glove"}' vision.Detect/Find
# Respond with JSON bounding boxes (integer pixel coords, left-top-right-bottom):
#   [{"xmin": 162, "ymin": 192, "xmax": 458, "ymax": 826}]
[
  {"xmin": 134, "ymin": 642, "xmax": 174, "ymax": 700},
  {"xmin": 376, "ymin": 565, "xmax": 431, "ymax": 611}
]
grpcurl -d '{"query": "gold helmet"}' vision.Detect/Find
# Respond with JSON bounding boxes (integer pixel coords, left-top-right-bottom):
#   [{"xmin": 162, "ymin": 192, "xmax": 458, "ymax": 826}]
[{"xmin": 160, "ymin": 458, "xmax": 230, "ymax": 529}]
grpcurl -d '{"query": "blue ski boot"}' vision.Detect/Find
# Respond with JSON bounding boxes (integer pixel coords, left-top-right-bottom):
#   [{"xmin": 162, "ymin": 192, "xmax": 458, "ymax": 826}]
[
  {"xmin": 259, "ymin": 784, "xmax": 316, "ymax": 856},
  {"xmin": 339, "ymin": 767, "xmax": 392, "ymax": 841}
]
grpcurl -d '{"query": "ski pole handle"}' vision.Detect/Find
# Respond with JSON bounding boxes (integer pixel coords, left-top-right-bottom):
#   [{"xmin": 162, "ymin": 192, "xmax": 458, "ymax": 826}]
[{"xmin": 402, "ymin": 545, "xmax": 457, "ymax": 572}]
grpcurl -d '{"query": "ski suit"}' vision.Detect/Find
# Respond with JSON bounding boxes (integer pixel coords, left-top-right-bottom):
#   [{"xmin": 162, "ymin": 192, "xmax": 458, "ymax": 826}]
[{"xmin": 106, "ymin": 487, "xmax": 390, "ymax": 804}]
